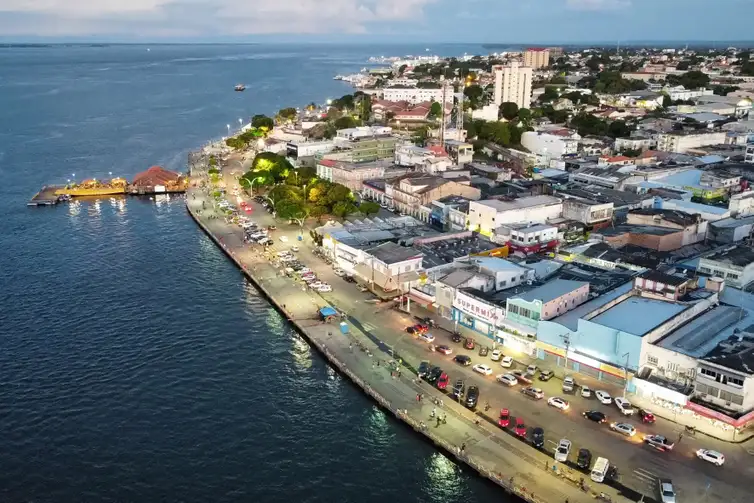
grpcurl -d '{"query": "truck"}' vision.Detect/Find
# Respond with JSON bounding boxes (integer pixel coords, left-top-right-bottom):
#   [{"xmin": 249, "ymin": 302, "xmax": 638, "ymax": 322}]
[{"xmin": 658, "ymin": 478, "xmax": 676, "ymax": 503}]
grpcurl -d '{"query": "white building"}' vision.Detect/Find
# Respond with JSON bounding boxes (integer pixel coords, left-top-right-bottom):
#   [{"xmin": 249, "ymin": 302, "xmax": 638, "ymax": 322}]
[
  {"xmin": 286, "ymin": 140, "xmax": 335, "ymax": 159},
  {"xmin": 467, "ymin": 196, "xmax": 563, "ymax": 236},
  {"xmin": 354, "ymin": 241, "xmax": 423, "ymax": 293},
  {"xmin": 614, "ymin": 136, "xmax": 656, "ymax": 152},
  {"xmin": 656, "ymin": 131, "xmax": 728, "ymax": 153},
  {"xmin": 493, "ymin": 61, "xmax": 532, "ymax": 109},
  {"xmin": 382, "ymin": 86, "xmax": 452, "ymax": 105},
  {"xmin": 663, "ymin": 86, "xmax": 714, "ymax": 101},
  {"xmin": 336, "ymin": 126, "xmax": 392, "ymax": 141},
  {"xmin": 521, "ymin": 131, "xmax": 579, "ymax": 159},
  {"xmin": 698, "ymin": 246, "xmax": 754, "ymax": 289},
  {"xmin": 562, "ymin": 198, "xmax": 614, "ymax": 225},
  {"xmin": 745, "ymin": 144, "xmax": 754, "ymax": 163}
]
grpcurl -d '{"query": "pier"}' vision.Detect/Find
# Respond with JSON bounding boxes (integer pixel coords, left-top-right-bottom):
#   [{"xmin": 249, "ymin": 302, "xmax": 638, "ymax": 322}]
[{"xmin": 27, "ymin": 185, "xmax": 65, "ymax": 207}]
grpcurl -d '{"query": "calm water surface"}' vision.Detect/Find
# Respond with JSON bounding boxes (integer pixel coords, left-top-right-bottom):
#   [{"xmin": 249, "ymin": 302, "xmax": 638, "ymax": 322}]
[{"xmin": 0, "ymin": 43, "xmax": 509, "ymax": 502}]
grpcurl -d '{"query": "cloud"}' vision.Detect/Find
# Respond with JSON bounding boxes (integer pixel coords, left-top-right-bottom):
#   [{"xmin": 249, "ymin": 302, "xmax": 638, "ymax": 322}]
[
  {"xmin": 565, "ymin": 0, "xmax": 630, "ymax": 10},
  {"xmin": 0, "ymin": 0, "xmax": 438, "ymax": 37}
]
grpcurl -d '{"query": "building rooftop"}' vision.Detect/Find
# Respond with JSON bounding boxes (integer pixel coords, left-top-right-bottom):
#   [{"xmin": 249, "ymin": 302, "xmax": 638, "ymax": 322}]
[
  {"xmin": 590, "ymin": 297, "xmax": 689, "ymax": 337},
  {"xmin": 438, "ymin": 268, "xmax": 478, "ymax": 288},
  {"xmin": 630, "ymin": 208, "xmax": 702, "ymax": 227},
  {"xmin": 704, "ymin": 245, "xmax": 754, "ymax": 267},
  {"xmin": 471, "ymin": 256, "xmax": 529, "ymax": 274},
  {"xmin": 597, "ymin": 224, "xmax": 679, "ymax": 237},
  {"xmin": 474, "ymin": 195, "xmax": 561, "ymax": 212},
  {"xmin": 656, "ymin": 305, "xmax": 748, "ymax": 358},
  {"xmin": 366, "ymin": 241, "xmax": 422, "ymax": 265},
  {"xmin": 638, "ymin": 270, "xmax": 689, "ymax": 287},
  {"xmin": 710, "ymin": 215, "xmax": 754, "ymax": 229},
  {"xmin": 513, "ymin": 278, "xmax": 589, "ymax": 304},
  {"xmin": 553, "ymin": 281, "xmax": 634, "ymax": 331},
  {"xmin": 418, "ymin": 234, "xmax": 500, "ymax": 270}
]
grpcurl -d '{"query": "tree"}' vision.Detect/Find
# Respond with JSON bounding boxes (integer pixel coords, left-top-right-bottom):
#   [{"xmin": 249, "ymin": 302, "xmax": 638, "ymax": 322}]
[
  {"xmin": 500, "ymin": 102, "xmax": 519, "ymax": 121},
  {"xmin": 570, "ymin": 112, "xmax": 608, "ymax": 136},
  {"xmin": 429, "ymin": 101, "xmax": 443, "ymax": 118},
  {"xmin": 278, "ymin": 107, "xmax": 297, "ymax": 121},
  {"xmin": 479, "ymin": 121, "xmax": 511, "ymax": 145},
  {"xmin": 309, "ymin": 205, "xmax": 329, "ymax": 219},
  {"xmin": 276, "ymin": 199, "xmax": 309, "ymax": 223},
  {"xmin": 676, "ymin": 60, "xmax": 691, "ymax": 71},
  {"xmin": 333, "ymin": 116, "xmax": 359, "ymax": 130},
  {"xmin": 332, "ymin": 201, "xmax": 357, "ymax": 218},
  {"xmin": 251, "ymin": 114, "xmax": 274, "ymax": 130},
  {"xmin": 398, "ymin": 64, "xmax": 408, "ymax": 75},
  {"xmin": 412, "ymin": 125, "xmax": 430, "ymax": 145},
  {"xmin": 540, "ymin": 87, "xmax": 560, "ymax": 102},
  {"xmin": 250, "ymin": 152, "xmax": 292, "ymax": 182},
  {"xmin": 326, "ymin": 183, "xmax": 352, "ymax": 206},
  {"xmin": 607, "ymin": 120, "xmax": 632, "ymax": 139},
  {"xmin": 666, "ymin": 70, "xmax": 710, "ymax": 90},
  {"xmin": 359, "ymin": 201, "xmax": 380, "ymax": 216},
  {"xmin": 464, "ymin": 84, "xmax": 485, "ymax": 109}
]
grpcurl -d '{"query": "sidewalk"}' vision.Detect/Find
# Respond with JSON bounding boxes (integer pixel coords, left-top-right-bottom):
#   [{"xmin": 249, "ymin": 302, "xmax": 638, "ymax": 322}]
[{"xmin": 185, "ymin": 185, "xmax": 631, "ymax": 503}]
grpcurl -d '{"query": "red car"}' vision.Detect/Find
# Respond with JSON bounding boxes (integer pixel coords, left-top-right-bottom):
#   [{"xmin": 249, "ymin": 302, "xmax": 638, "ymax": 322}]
[
  {"xmin": 464, "ymin": 337, "xmax": 476, "ymax": 350},
  {"xmin": 414, "ymin": 323, "xmax": 429, "ymax": 334},
  {"xmin": 436, "ymin": 345, "xmax": 453, "ymax": 355},
  {"xmin": 437, "ymin": 372, "xmax": 449, "ymax": 390},
  {"xmin": 514, "ymin": 417, "xmax": 527, "ymax": 437},
  {"xmin": 638, "ymin": 409, "xmax": 656, "ymax": 424},
  {"xmin": 498, "ymin": 408, "xmax": 511, "ymax": 428}
]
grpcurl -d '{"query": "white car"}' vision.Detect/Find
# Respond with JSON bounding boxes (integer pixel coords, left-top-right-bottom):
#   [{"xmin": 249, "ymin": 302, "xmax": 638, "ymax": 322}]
[
  {"xmin": 473, "ymin": 364, "xmax": 493, "ymax": 376},
  {"xmin": 614, "ymin": 397, "xmax": 635, "ymax": 415},
  {"xmin": 334, "ymin": 268, "xmax": 346, "ymax": 276},
  {"xmin": 490, "ymin": 349, "xmax": 503, "ymax": 361},
  {"xmin": 554, "ymin": 439, "xmax": 572, "ymax": 462},
  {"xmin": 526, "ymin": 364, "xmax": 537, "ymax": 376},
  {"xmin": 610, "ymin": 422, "xmax": 636, "ymax": 437},
  {"xmin": 500, "ymin": 356, "xmax": 513, "ymax": 368},
  {"xmin": 595, "ymin": 390, "xmax": 613, "ymax": 405},
  {"xmin": 291, "ymin": 246, "xmax": 300, "ymax": 252},
  {"xmin": 298, "ymin": 268, "xmax": 312, "ymax": 275},
  {"xmin": 580, "ymin": 386, "xmax": 592, "ymax": 398},
  {"xmin": 316, "ymin": 284, "xmax": 332, "ymax": 293},
  {"xmin": 279, "ymin": 236, "xmax": 289, "ymax": 242},
  {"xmin": 419, "ymin": 333, "xmax": 435, "ymax": 343},
  {"xmin": 696, "ymin": 449, "xmax": 725, "ymax": 466},
  {"xmin": 547, "ymin": 397, "xmax": 570, "ymax": 411},
  {"xmin": 497, "ymin": 373, "xmax": 518, "ymax": 386},
  {"xmin": 308, "ymin": 281, "xmax": 323, "ymax": 289}
]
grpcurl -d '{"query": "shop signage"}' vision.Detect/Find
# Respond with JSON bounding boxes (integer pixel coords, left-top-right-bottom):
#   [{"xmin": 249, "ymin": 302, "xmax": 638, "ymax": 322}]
[{"xmin": 453, "ymin": 291, "xmax": 501, "ymax": 324}]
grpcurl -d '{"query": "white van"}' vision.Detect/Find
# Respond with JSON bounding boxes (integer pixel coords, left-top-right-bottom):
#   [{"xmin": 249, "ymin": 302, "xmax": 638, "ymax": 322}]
[{"xmin": 590, "ymin": 457, "xmax": 610, "ymax": 483}]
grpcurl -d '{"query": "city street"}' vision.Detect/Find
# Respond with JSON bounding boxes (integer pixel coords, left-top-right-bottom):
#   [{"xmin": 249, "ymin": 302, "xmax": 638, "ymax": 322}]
[{"xmin": 207, "ymin": 161, "xmax": 753, "ymax": 503}]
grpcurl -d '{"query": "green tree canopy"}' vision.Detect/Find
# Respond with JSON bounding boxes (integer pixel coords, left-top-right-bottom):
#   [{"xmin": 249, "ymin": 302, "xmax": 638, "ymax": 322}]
[
  {"xmin": 607, "ymin": 120, "xmax": 632, "ymax": 139},
  {"xmin": 326, "ymin": 183, "xmax": 352, "ymax": 206},
  {"xmin": 666, "ymin": 70, "xmax": 710, "ymax": 90},
  {"xmin": 464, "ymin": 84, "xmax": 485, "ymax": 109},
  {"xmin": 540, "ymin": 87, "xmax": 560, "ymax": 102},
  {"xmin": 570, "ymin": 112, "xmax": 608, "ymax": 136},
  {"xmin": 278, "ymin": 107, "xmax": 297, "ymax": 121},
  {"xmin": 333, "ymin": 116, "xmax": 360, "ymax": 130},
  {"xmin": 251, "ymin": 114, "xmax": 274, "ymax": 129},
  {"xmin": 359, "ymin": 201, "xmax": 380, "ymax": 216},
  {"xmin": 276, "ymin": 199, "xmax": 309, "ymax": 222},
  {"xmin": 250, "ymin": 152, "xmax": 292, "ymax": 182},
  {"xmin": 307, "ymin": 180, "xmax": 332, "ymax": 205},
  {"xmin": 429, "ymin": 101, "xmax": 443, "ymax": 118},
  {"xmin": 500, "ymin": 102, "xmax": 519, "ymax": 121},
  {"xmin": 480, "ymin": 121, "xmax": 511, "ymax": 145},
  {"xmin": 332, "ymin": 201, "xmax": 357, "ymax": 218}
]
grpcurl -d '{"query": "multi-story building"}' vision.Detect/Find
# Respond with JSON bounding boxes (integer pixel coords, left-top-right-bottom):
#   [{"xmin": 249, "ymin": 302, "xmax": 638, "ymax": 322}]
[
  {"xmin": 336, "ymin": 126, "xmax": 392, "ymax": 141},
  {"xmin": 657, "ymin": 131, "xmax": 728, "ymax": 153},
  {"xmin": 384, "ymin": 173, "xmax": 481, "ymax": 219},
  {"xmin": 467, "ymin": 196, "xmax": 563, "ymax": 236},
  {"xmin": 493, "ymin": 223, "xmax": 559, "ymax": 254},
  {"xmin": 443, "ymin": 140, "xmax": 474, "ymax": 165},
  {"xmin": 354, "ymin": 242, "xmax": 423, "ymax": 294},
  {"xmin": 698, "ymin": 246, "xmax": 754, "ymax": 289},
  {"xmin": 745, "ymin": 143, "xmax": 754, "ymax": 163},
  {"xmin": 350, "ymin": 135, "xmax": 400, "ymax": 163},
  {"xmin": 614, "ymin": 135, "xmax": 657, "ymax": 152},
  {"xmin": 523, "ymin": 48, "xmax": 550, "ymax": 69},
  {"xmin": 316, "ymin": 159, "xmax": 393, "ymax": 191},
  {"xmin": 562, "ymin": 198, "xmax": 614, "ymax": 226},
  {"xmin": 286, "ymin": 140, "xmax": 335, "ymax": 159},
  {"xmin": 493, "ymin": 61, "xmax": 532, "ymax": 109},
  {"xmin": 521, "ymin": 131, "xmax": 580, "ymax": 159},
  {"xmin": 381, "ymin": 85, "xmax": 452, "ymax": 105}
]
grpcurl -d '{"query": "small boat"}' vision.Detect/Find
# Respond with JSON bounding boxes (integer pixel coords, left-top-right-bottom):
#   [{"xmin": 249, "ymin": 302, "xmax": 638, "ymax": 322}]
[{"xmin": 234, "ymin": 84, "xmax": 246, "ymax": 92}]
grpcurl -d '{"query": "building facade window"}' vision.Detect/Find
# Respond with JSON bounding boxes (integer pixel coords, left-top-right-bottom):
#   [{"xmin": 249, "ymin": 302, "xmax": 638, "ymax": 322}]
[
  {"xmin": 719, "ymin": 390, "xmax": 744, "ymax": 405},
  {"xmin": 646, "ymin": 355, "xmax": 659, "ymax": 366},
  {"xmin": 700, "ymin": 368, "xmax": 717, "ymax": 379}
]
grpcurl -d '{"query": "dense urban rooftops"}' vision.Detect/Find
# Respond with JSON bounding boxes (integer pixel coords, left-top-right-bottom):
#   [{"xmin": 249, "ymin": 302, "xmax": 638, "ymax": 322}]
[{"xmin": 590, "ymin": 297, "xmax": 689, "ymax": 337}]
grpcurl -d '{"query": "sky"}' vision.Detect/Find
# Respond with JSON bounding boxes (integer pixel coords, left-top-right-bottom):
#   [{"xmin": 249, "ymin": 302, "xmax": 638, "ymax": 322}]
[{"xmin": 0, "ymin": 0, "xmax": 752, "ymax": 43}]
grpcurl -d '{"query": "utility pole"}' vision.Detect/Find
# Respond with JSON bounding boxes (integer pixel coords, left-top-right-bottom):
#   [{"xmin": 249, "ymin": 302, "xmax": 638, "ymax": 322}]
[
  {"xmin": 440, "ymin": 76, "xmax": 447, "ymax": 146},
  {"xmin": 622, "ymin": 352, "xmax": 630, "ymax": 398},
  {"xmin": 561, "ymin": 333, "xmax": 571, "ymax": 371}
]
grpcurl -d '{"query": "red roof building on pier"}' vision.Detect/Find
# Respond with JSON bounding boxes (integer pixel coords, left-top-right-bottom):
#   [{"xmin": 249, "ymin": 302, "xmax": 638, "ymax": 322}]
[{"xmin": 132, "ymin": 166, "xmax": 182, "ymax": 187}]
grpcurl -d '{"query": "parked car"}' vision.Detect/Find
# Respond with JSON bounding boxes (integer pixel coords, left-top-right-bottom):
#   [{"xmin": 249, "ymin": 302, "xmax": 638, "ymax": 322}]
[
  {"xmin": 279, "ymin": 236, "xmax": 288, "ymax": 242},
  {"xmin": 498, "ymin": 408, "xmax": 511, "ymax": 428},
  {"xmin": 490, "ymin": 350, "xmax": 503, "ymax": 361},
  {"xmin": 316, "ymin": 284, "xmax": 332, "ymax": 293},
  {"xmin": 343, "ymin": 275, "xmax": 356, "ymax": 283},
  {"xmin": 696, "ymin": 449, "xmax": 725, "ymax": 466},
  {"xmin": 451, "ymin": 332, "xmax": 462, "ymax": 343},
  {"xmin": 525, "ymin": 364, "xmax": 537, "ymax": 376},
  {"xmin": 426, "ymin": 366, "xmax": 443, "ymax": 384},
  {"xmin": 610, "ymin": 422, "xmax": 636, "ymax": 437},
  {"xmin": 583, "ymin": 410, "xmax": 607, "ymax": 424},
  {"xmin": 614, "ymin": 397, "xmax": 635, "ymax": 416},
  {"xmin": 418, "ymin": 361, "xmax": 431, "ymax": 378},
  {"xmin": 500, "ymin": 356, "xmax": 514, "ymax": 368},
  {"xmin": 531, "ymin": 427, "xmax": 545, "ymax": 448},
  {"xmin": 595, "ymin": 390, "xmax": 613, "ymax": 405},
  {"xmin": 577, "ymin": 448, "xmax": 593, "ymax": 470},
  {"xmin": 497, "ymin": 373, "xmax": 518, "ymax": 386},
  {"xmin": 562, "ymin": 376, "xmax": 575, "ymax": 393},
  {"xmin": 547, "ymin": 396, "xmax": 570, "ymax": 411},
  {"xmin": 413, "ymin": 323, "xmax": 429, "ymax": 334},
  {"xmin": 580, "ymin": 386, "xmax": 592, "ymax": 398},
  {"xmin": 333, "ymin": 268, "xmax": 345, "ymax": 276},
  {"xmin": 291, "ymin": 246, "xmax": 300, "ymax": 252},
  {"xmin": 473, "ymin": 364, "xmax": 493, "ymax": 376},
  {"xmin": 436, "ymin": 345, "xmax": 453, "ymax": 355},
  {"xmin": 478, "ymin": 346, "xmax": 489, "ymax": 357},
  {"xmin": 514, "ymin": 417, "xmax": 527, "ymax": 437},
  {"xmin": 454, "ymin": 355, "xmax": 472, "ymax": 366},
  {"xmin": 554, "ymin": 439, "xmax": 572, "ymax": 462},
  {"xmin": 538, "ymin": 370, "xmax": 554, "ymax": 381},
  {"xmin": 521, "ymin": 387, "xmax": 544, "ymax": 400},
  {"xmin": 464, "ymin": 337, "xmax": 476, "ymax": 350},
  {"xmin": 357, "ymin": 284, "xmax": 369, "ymax": 292},
  {"xmin": 512, "ymin": 370, "xmax": 532, "ymax": 384},
  {"xmin": 465, "ymin": 386, "xmax": 480, "ymax": 409},
  {"xmin": 437, "ymin": 372, "xmax": 449, "ymax": 390},
  {"xmin": 452, "ymin": 379, "xmax": 465, "ymax": 399}
]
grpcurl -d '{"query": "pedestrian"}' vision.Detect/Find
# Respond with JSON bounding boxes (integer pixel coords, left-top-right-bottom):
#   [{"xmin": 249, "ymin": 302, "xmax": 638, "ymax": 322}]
[
  {"xmin": 397, "ymin": 369, "xmax": 401, "ymax": 378},
  {"xmin": 461, "ymin": 443, "xmax": 466, "ymax": 453},
  {"xmin": 678, "ymin": 432, "xmax": 683, "ymax": 444},
  {"xmin": 431, "ymin": 407, "xmax": 436, "ymax": 418},
  {"xmin": 484, "ymin": 401, "xmax": 490, "ymax": 411},
  {"xmin": 376, "ymin": 360, "xmax": 380, "ymax": 367},
  {"xmin": 436, "ymin": 416, "xmax": 441, "ymax": 428},
  {"xmin": 349, "ymin": 343, "xmax": 353, "ymax": 351},
  {"xmin": 442, "ymin": 414, "xmax": 447, "ymax": 424},
  {"xmin": 416, "ymin": 393, "xmax": 421, "ymax": 402}
]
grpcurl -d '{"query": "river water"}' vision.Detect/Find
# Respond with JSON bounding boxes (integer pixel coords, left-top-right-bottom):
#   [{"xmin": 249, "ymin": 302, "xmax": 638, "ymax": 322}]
[{"xmin": 0, "ymin": 44, "xmax": 512, "ymax": 502}]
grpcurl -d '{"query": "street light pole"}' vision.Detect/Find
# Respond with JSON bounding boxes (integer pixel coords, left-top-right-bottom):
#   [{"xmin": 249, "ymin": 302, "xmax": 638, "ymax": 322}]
[
  {"xmin": 561, "ymin": 332, "xmax": 571, "ymax": 371},
  {"xmin": 622, "ymin": 352, "xmax": 630, "ymax": 398}
]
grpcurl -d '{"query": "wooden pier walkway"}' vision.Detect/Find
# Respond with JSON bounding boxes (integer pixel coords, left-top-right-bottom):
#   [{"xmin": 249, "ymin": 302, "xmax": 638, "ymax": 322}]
[{"xmin": 27, "ymin": 185, "xmax": 64, "ymax": 207}]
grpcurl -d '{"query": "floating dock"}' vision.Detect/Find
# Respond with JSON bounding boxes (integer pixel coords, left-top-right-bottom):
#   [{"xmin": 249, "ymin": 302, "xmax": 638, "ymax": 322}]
[{"xmin": 27, "ymin": 185, "xmax": 65, "ymax": 207}]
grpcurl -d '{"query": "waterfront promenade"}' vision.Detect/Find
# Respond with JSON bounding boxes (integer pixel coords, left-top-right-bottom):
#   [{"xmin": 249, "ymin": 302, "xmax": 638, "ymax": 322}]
[{"xmin": 186, "ymin": 185, "xmax": 633, "ymax": 503}]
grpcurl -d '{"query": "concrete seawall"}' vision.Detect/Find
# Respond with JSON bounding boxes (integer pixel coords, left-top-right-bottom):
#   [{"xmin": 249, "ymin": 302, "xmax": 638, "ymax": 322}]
[{"xmin": 185, "ymin": 200, "xmax": 560, "ymax": 503}]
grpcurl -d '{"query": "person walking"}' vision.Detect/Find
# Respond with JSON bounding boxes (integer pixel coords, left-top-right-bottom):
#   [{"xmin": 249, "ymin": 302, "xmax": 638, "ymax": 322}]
[
  {"xmin": 431, "ymin": 407, "xmax": 436, "ymax": 418},
  {"xmin": 460, "ymin": 443, "xmax": 466, "ymax": 454}
]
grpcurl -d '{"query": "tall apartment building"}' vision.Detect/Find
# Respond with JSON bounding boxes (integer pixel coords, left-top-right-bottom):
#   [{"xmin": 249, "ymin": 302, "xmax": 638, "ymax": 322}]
[
  {"xmin": 523, "ymin": 48, "xmax": 550, "ymax": 69},
  {"xmin": 493, "ymin": 62, "xmax": 532, "ymax": 110},
  {"xmin": 656, "ymin": 131, "xmax": 727, "ymax": 153}
]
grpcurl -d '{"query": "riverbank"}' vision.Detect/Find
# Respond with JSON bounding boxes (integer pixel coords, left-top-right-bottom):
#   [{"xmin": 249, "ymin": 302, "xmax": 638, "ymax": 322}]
[{"xmin": 185, "ymin": 181, "xmax": 633, "ymax": 503}]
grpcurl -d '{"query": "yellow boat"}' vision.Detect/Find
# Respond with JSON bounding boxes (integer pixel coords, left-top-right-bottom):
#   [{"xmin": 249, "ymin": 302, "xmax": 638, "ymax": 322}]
[{"xmin": 55, "ymin": 177, "xmax": 127, "ymax": 197}]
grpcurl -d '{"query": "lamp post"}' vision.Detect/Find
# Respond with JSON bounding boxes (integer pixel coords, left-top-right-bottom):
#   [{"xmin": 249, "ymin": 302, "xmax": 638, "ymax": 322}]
[
  {"xmin": 226, "ymin": 124, "xmax": 231, "ymax": 136},
  {"xmin": 561, "ymin": 332, "xmax": 571, "ymax": 371},
  {"xmin": 622, "ymin": 352, "xmax": 630, "ymax": 398},
  {"xmin": 238, "ymin": 118, "xmax": 243, "ymax": 127}
]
